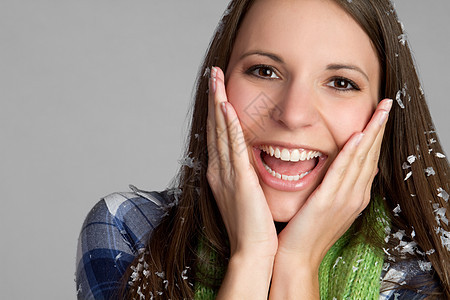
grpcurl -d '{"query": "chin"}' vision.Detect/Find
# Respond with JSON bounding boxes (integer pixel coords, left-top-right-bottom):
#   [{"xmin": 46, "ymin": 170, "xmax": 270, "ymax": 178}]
[{"xmin": 263, "ymin": 187, "xmax": 309, "ymax": 222}]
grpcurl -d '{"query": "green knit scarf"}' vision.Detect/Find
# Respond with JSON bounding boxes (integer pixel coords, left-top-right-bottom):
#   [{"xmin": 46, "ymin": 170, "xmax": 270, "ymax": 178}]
[{"xmin": 194, "ymin": 197, "xmax": 389, "ymax": 300}]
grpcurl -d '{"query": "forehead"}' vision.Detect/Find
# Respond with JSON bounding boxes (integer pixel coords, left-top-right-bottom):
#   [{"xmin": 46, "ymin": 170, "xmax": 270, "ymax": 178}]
[{"xmin": 232, "ymin": 0, "xmax": 379, "ymax": 74}]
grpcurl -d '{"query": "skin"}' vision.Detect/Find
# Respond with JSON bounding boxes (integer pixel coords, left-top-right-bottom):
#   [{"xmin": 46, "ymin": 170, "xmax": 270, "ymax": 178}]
[{"xmin": 206, "ymin": 0, "xmax": 393, "ymax": 298}]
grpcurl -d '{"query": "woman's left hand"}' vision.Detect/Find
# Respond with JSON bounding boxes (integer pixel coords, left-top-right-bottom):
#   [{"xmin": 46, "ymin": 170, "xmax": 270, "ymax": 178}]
[{"xmin": 269, "ymin": 98, "xmax": 393, "ymax": 298}]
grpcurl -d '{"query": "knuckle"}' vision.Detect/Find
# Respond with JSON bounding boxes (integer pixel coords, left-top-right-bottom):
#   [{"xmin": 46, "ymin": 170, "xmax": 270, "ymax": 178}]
[
  {"xmin": 347, "ymin": 197, "xmax": 362, "ymax": 212},
  {"xmin": 356, "ymin": 153, "xmax": 367, "ymax": 166},
  {"xmin": 335, "ymin": 165, "xmax": 347, "ymax": 180},
  {"xmin": 369, "ymin": 151, "xmax": 380, "ymax": 164}
]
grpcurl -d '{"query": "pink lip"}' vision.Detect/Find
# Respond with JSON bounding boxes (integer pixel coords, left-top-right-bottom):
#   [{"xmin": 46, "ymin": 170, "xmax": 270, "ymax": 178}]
[{"xmin": 251, "ymin": 145, "xmax": 328, "ymax": 192}]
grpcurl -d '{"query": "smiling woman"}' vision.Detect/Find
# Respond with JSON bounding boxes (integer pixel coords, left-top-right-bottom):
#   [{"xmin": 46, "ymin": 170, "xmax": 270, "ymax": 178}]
[
  {"xmin": 224, "ymin": 0, "xmax": 381, "ymax": 222},
  {"xmin": 76, "ymin": 0, "xmax": 449, "ymax": 299}
]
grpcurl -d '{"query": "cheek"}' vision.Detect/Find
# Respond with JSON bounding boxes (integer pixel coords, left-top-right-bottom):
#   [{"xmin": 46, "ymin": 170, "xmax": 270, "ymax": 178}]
[
  {"xmin": 325, "ymin": 101, "xmax": 375, "ymax": 148},
  {"xmin": 225, "ymin": 78, "xmax": 265, "ymax": 134},
  {"xmin": 225, "ymin": 81, "xmax": 247, "ymax": 116}
]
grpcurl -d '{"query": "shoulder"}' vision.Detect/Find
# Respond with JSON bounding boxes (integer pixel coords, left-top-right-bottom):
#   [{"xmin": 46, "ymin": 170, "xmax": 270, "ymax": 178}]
[
  {"xmin": 380, "ymin": 258, "xmax": 441, "ymax": 300},
  {"xmin": 75, "ymin": 185, "xmax": 172, "ymax": 300}
]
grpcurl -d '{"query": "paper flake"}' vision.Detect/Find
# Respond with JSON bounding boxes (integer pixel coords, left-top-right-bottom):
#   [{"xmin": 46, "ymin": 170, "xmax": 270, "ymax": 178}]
[
  {"xmin": 435, "ymin": 152, "xmax": 446, "ymax": 158},
  {"xmin": 418, "ymin": 260, "xmax": 432, "ymax": 272},
  {"xmin": 424, "ymin": 167, "xmax": 435, "ymax": 177},
  {"xmin": 404, "ymin": 171, "xmax": 412, "ymax": 181},
  {"xmin": 333, "ymin": 256, "xmax": 343, "ymax": 269},
  {"xmin": 398, "ymin": 33, "xmax": 407, "ymax": 46},
  {"xmin": 433, "ymin": 205, "xmax": 448, "ymax": 226},
  {"xmin": 115, "ymin": 253, "xmax": 122, "ymax": 261},
  {"xmin": 437, "ymin": 188, "xmax": 449, "ymax": 202},
  {"xmin": 395, "ymin": 90, "xmax": 405, "ymax": 108},
  {"xmin": 393, "ymin": 229, "xmax": 405, "ymax": 240},
  {"xmin": 393, "ymin": 204, "xmax": 402, "ymax": 216},
  {"xmin": 425, "ymin": 249, "xmax": 435, "ymax": 255},
  {"xmin": 407, "ymin": 155, "xmax": 416, "ymax": 164}
]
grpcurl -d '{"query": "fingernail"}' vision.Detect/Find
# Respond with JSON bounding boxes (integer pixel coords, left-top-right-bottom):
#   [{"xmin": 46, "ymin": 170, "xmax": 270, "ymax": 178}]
[
  {"xmin": 379, "ymin": 111, "xmax": 389, "ymax": 125},
  {"xmin": 211, "ymin": 77, "xmax": 216, "ymax": 93},
  {"xmin": 210, "ymin": 67, "xmax": 217, "ymax": 93},
  {"xmin": 355, "ymin": 133, "xmax": 364, "ymax": 146},
  {"xmin": 221, "ymin": 102, "xmax": 227, "ymax": 115},
  {"xmin": 384, "ymin": 99, "xmax": 393, "ymax": 112}
]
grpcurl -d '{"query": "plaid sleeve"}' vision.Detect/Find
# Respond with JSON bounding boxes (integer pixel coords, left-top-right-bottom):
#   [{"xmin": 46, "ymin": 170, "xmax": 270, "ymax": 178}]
[
  {"xmin": 75, "ymin": 189, "xmax": 168, "ymax": 300},
  {"xmin": 379, "ymin": 259, "xmax": 440, "ymax": 300}
]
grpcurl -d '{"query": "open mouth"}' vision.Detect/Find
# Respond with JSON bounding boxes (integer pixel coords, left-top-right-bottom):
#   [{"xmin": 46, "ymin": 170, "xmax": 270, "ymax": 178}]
[{"xmin": 258, "ymin": 145, "xmax": 322, "ymax": 181}]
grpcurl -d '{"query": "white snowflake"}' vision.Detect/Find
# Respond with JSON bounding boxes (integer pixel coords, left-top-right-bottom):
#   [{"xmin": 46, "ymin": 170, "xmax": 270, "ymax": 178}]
[
  {"xmin": 393, "ymin": 204, "xmax": 402, "ymax": 216},
  {"xmin": 418, "ymin": 260, "xmax": 432, "ymax": 272},
  {"xmin": 435, "ymin": 152, "xmax": 446, "ymax": 158},
  {"xmin": 433, "ymin": 204, "xmax": 448, "ymax": 226},
  {"xmin": 404, "ymin": 171, "xmax": 412, "ymax": 181},
  {"xmin": 437, "ymin": 188, "xmax": 449, "ymax": 202},
  {"xmin": 398, "ymin": 33, "xmax": 407, "ymax": 46},
  {"xmin": 407, "ymin": 155, "xmax": 416, "ymax": 164},
  {"xmin": 424, "ymin": 167, "xmax": 435, "ymax": 177},
  {"xmin": 395, "ymin": 90, "xmax": 405, "ymax": 108},
  {"xmin": 425, "ymin": 249, "xmax": 435, "ymax": 255},
  {"xmin": 393, "ymin": 229, "xmax": 405, "ymax": 240}
]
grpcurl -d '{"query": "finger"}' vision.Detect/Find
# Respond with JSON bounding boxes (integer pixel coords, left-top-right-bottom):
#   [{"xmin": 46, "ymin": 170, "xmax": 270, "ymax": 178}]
[
  {"xmin": 207, "ymin": 67, "xmax": 219, "ymax": 168},
  {"xmin": 313, "ymin": 99, "xmax": 392, "ymax": 202},
  {"xmin": 312, "ymin": 131, "xmax": 364, "ymax": 202},
  {"xmin": 339, "ymin": 99, "xmax": 392, "ymax": 190},
  {"xmin": 355, "ymin": 98, "xmax": 392, "ymax": 154},
  {"xmin": 355, "ymin": 120, "xmax": 387, "ymax": 211},
  {"xmin": 354, "ymin": 114, "xmax": 387, "ymax": 186},
  {"xmin": 214, "ymin": 68, "xmax": 251, "ymax": 167},
  {"xmin": 212, "ymin": 67, "xmax": 233, "ymax": 171}
]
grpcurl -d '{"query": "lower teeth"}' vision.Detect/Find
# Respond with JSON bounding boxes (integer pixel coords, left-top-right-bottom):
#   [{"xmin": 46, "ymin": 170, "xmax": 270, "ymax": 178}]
[{"xmin": 261, "ymin": 160, "xmax": 311, "ymax": 181}]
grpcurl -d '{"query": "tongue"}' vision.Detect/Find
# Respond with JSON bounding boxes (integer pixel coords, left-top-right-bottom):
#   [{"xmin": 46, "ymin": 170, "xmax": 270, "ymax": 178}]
[{"xmin": 262, "ymin": 152, "xmax": 317, "ymax": 176}]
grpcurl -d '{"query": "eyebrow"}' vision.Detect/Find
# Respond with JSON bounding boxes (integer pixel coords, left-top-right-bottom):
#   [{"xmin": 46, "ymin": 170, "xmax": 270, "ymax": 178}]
[
  {"xmin": 326, "ymin": 64, "xmax": 369, "ymax": 81},
  {"xmin": 239, "ymin": 51, "xmax": 285, "ymax": 64}
]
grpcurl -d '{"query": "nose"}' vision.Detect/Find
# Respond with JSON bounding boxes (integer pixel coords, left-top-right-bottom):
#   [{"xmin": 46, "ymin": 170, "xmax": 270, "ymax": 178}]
[{"xmin": 271, "ymin": 80, "xmax": 320, "ymax": 130}]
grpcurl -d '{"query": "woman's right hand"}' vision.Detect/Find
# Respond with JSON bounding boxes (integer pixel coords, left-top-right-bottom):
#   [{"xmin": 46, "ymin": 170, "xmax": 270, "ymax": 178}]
[{"xmin": 206, "ymin": 66, "xmax": 277, "ymax": 299}]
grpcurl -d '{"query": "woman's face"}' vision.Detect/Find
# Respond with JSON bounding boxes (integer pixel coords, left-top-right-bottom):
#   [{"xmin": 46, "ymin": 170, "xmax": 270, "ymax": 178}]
[{"xmin": 225, "ymin": 0, "xmax": 381, "ymax": 222}]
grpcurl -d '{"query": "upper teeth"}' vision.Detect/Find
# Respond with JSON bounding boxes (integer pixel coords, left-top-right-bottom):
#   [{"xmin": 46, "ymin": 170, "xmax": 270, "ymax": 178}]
[{"xmin": 259, "ymin": 145, "xmax": 322, "ymax": 162}]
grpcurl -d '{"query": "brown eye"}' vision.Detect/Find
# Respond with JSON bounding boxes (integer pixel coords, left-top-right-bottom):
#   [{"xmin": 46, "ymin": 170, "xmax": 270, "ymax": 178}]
[
  {"xmin": 247, "ymin": 65, "xmax": 280, "ymax": 79},
  {"xmin": 327, "ymin": 77, "xmax": 360, "ymax": 91},
  {"xmin": 334, "ymin": 79, "xmax": 350, "ymax": 89},
  {"xmin": 258, "ymin": 67, "xmax": 274, "ymax": 77}
]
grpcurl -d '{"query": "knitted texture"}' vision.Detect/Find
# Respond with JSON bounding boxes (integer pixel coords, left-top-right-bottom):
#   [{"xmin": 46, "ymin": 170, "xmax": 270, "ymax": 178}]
[
  {"xmin": 195, "ymin": 197, "xmax": 389, "ymax": 300},
  {"xmin": 318, "ymin": 196, "xmax": 389, "ymax": 300},
  {"xmin": 194, "ymin": 236, "xmax": 223, "ymax": 299}
]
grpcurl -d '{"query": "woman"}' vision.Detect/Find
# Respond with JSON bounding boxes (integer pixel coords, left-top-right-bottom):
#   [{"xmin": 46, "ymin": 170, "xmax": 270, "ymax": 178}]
[{"xmin": 76, "ymin": 0, "xmax": 449, "ymax": 299}]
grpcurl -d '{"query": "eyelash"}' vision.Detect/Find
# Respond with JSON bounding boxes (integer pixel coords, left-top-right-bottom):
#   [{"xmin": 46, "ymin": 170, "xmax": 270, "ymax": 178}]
[{"xmin": 245, "ymin": 65, "xmax": 361, "ymax": 92}]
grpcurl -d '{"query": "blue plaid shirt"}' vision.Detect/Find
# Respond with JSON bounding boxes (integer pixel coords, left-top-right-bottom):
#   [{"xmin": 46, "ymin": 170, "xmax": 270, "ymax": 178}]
[{"xmin": 76, "ymin": 186, "xmax": 438, "ymax": 299}]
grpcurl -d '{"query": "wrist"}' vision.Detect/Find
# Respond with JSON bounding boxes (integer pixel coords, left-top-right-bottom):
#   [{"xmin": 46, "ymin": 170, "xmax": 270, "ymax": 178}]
[
  {"xmin": 216, "ymin": 252, "xmax": 274, "ymax": 300},
  {"xmin": 229, "ymin": 250, "xmax": 275, "ymax": 276},
  {"xmin": 269, "ymin": 252, "xmax": 320, "ymax": 300}
]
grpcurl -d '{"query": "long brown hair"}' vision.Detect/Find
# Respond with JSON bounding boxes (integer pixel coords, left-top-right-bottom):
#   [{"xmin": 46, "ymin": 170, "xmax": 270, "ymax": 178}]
[{"xmin": 122, "ymin": 0, "xmax": 450, "ymax": 298}]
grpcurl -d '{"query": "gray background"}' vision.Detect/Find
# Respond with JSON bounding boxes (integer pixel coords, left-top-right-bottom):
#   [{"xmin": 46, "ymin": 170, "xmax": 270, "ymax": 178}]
[{"xmin": 0, "ymin": 1, "xmax": 448, "ymax": 299}]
